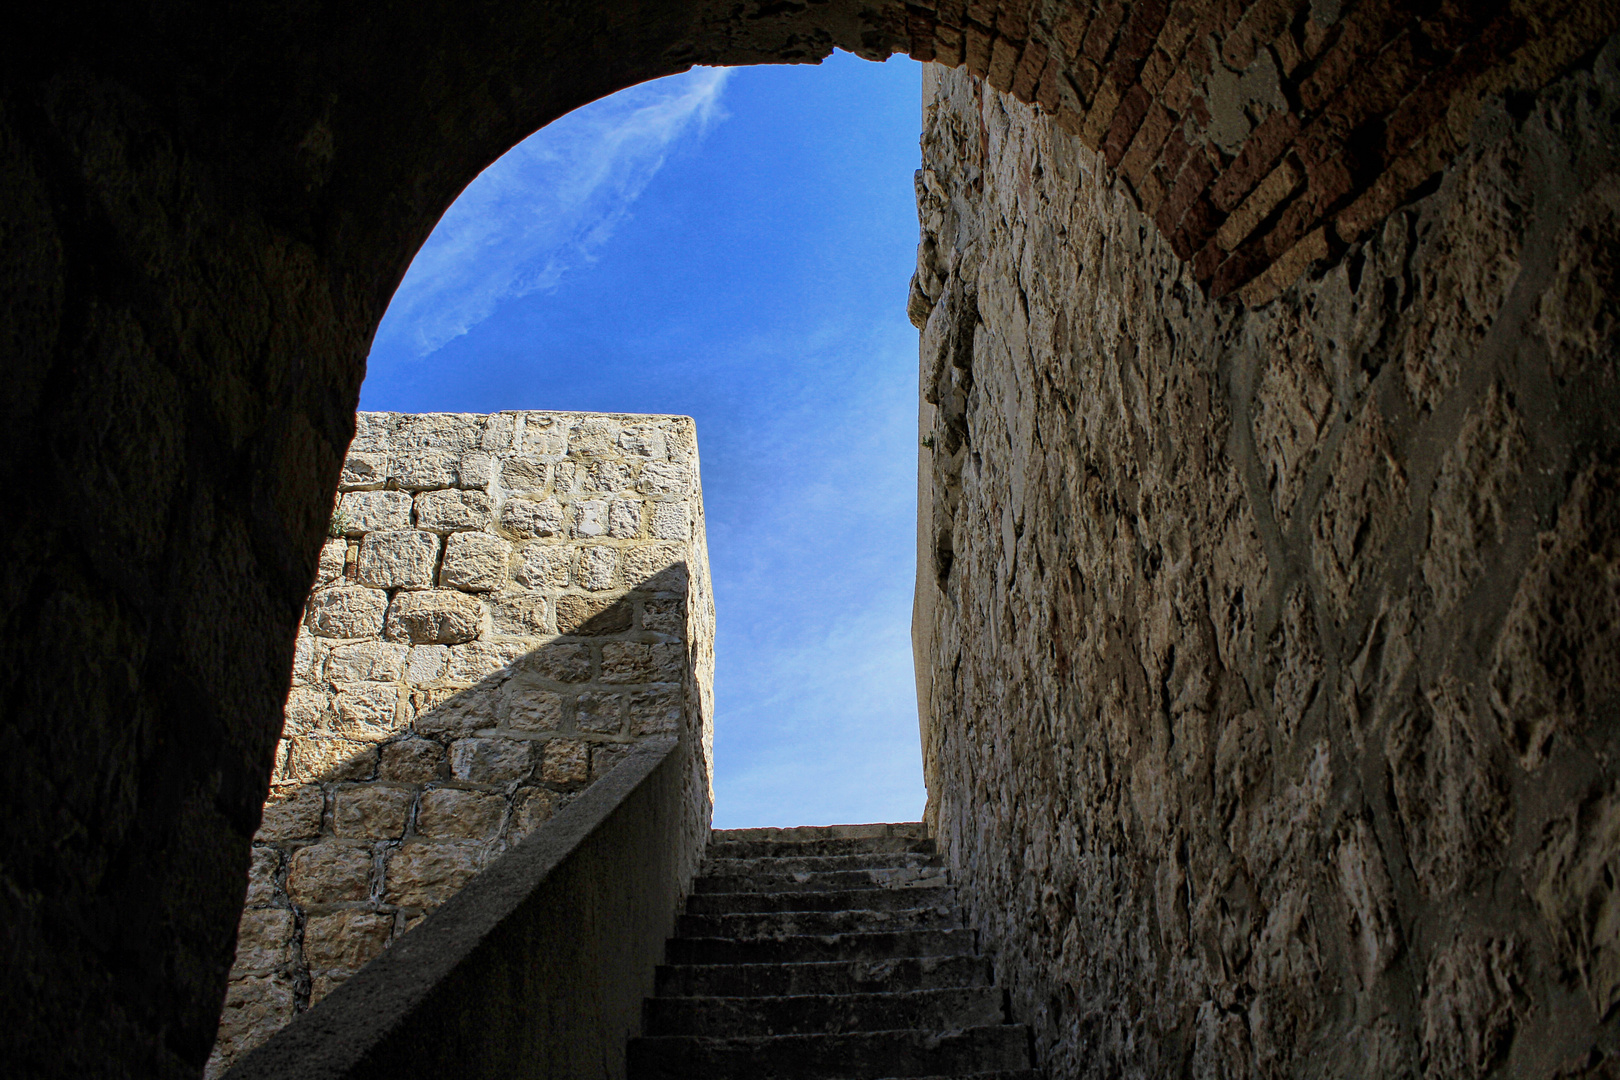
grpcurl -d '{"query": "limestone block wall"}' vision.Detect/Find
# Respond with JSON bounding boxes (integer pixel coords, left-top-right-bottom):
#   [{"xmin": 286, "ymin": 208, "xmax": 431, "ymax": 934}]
[
  {"xmin": 913, "ymin": 41, "xmax": 1620, "ymax": 1080},
  {"xmin": 207, "ymin": 411, "xmax": 714, "ymax": 1076}
]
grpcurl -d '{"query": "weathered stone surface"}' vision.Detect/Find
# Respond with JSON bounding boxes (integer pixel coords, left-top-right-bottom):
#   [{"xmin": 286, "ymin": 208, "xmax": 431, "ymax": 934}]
[
  {"xmin": 650, "ymin": 501, "xmax": 690, "ymax": 540},
  {"xmin": 412, "ymin": 684, "xmax": 499, "ymax": 737},
  {"xmin": 330, "ymin": 785, "xmax": 414, "ymax": 839},
  {"xmin": 1490, "ymin": 463, "xmax": 1620, "ymax": 769},
  {"xmin": 356, "ymin": 529, "xmax": 441, "ymax": 590},
  {"xmin": 444, "ymin": 639, "xmax": 527, "ymax": 682},
  {"xmin": 450, "ymin": 738, "xmax": 534, "ymax": 784},
  {"xmin": 487, "ymin": 590, "xmax": 549, "ymax": 636},
  {"xmin": 580, "ymin": 546, "xmax": 616, "ymax": 591},
  {"xmin": 287, "ymin": 844, "xmax": 374, "ymax": 905},
  {"xmin": 600, "ymin": 642, "xmax": 683, "ymax": 683},
  {"xmin": 329, "ymin": 682, "xmax": 404, "ymax": 741},
  {"xmin": 608, "ymin": 498, "xmax": 643, "ymax": 538},
  {"xmin": 339, "ymin": 490, "xmax": 414, "ymax": 534},
  {"xmin": 379, "ymin": 738, "xmax": 446, "ymax": 783},
  {"xmin": 499, "ymin": 497, "xmax": 564, "ymax": 539},
  {"xmin": 290, "ymin": 633, "xmax": 324, "ymax": 686},
  {"xmin": 1387, "ymin": 676, "xmax": 1512, "ymax": 900},
  {"xmin": 1524, "ymin": 784, "xmax": 1620, "ymax": 1017},
  {"xmin": 340, "ymin": 451, "xmax": 389, "ymax": 490},
  {"xmin": 1425, "ymin": 395, "xmax": 1528, "ymax": 614},
  {"xmin": 1421, "ymin": 938, "xmax": 1521, "ymax": 1079},
  {"xmin": 556, "ymin": 594, "xmax": 632, "ymax": 635},
  {"xmin": 1311, "ymin": 403, "xmax": 1409, "ymax": 623},
  {"xmin": 326, "ymin": 640, "xmax": 408, "ymax": 682},
  {"xmin": 416, "ymin": 788, "xmax": 506, "ymax": 839},
  {"xmin": 280, "ymin": 738, "xmax": 378, "ymax": 784},
  {"xmin": 497, "ymin": 678, "xmax": 563, "ymax": 732},
  {"xmin": 390, "ymin": 449, "xmax": 458, "ymax": 490},
  {"xmin": 280, "ymin": 687, "xmax": 330, "ymax": 738},
  {"xmin": 522, "ymin": 642, "xmax": 592, "ymax": 683},
  {"xmin": 622, "ymin": 544, "xmax": 688, "ymax": 589},
  {"xmin": 508, "ymin": 786, "xmax": 556, "ymax": 839},
  {"xmin": 1402, "ymin": 141, "xmax": 1525, "ymax": 412},
  {"xmin": 513, "ymin": 543, "xmax": 571, "ymax": 588},
  {"xmin": 618, "ymin": 424, "xmax": 667, "ymax": 459},
  {"xmin": 302, "ymin": 910, "xmax": 394, "ymax": 973},
  {"xmin": 440, "ymin": 532, "xmax": 510, "ymax": 592},
  {"xmin": 244, "ymin": 848, "xmax": 282, "ymax": 908},
  {"xmin": 542, "ymin": 738, "xmax": 591, "ymax": 785},
  {"xmin": 575, "ymin": 691, "xmax": 625, "ymax": 734},
  {"xmin": 231, "ymin": 908, "xmax": 296, "ymax": 973},
  {"xmin": 415, "ymin": 488, "xmax": 494, "ymax": 533},
  {"xmin": 629, "ymin": 687, "xmax": 682, "ymax": 736},
  {"xmin": 306, "ymin": 586, "xmax": 388, "ymax": 639},
  {"xmin": 385, "ymin": 589, "xmax": 484, "ymax": 645},
  {"xmin": 574, "ymin": 499, "xmax": 609, "ymax": 538},
  {"xmin": 1537, "ymin": 172, "xmax": 1620, "ymax": 381},
  {"xmin": 405, "ymin": 644, "xmax": 448, "ymax": 684},
  {"xmin": 315, "ymin": 539, "xmax": 348, "ymax": 587},
  {"xmin": 501, "ymin": 456, "xmax": 548, "ymax": 491},
  {"xmin": 212, "ymin": 975, "xmax": 297, "ymax": 1073},
  {"xmin": 384, "ymin": 842, "xmax": 486, "ymax": 908},
  {"xmin": 637, "ymin": 460, "xmax": 690, "ymax": 495},
  {"xmin": 568, "ymin": 416, "xmax": 617, "ymax": 455},
  {"xmin": 640, "ymin": 598, "xmax": 684, "ymax": 637},
  {"xmin": 255, "ymin": 787, "xmax": 324, "ymax": 842}
]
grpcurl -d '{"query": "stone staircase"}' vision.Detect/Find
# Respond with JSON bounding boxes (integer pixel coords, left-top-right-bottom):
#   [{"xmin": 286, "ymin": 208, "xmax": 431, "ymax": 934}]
[{"xmin": 627, "ymin": 823, "xmax": 1038, "ymax": 1080}]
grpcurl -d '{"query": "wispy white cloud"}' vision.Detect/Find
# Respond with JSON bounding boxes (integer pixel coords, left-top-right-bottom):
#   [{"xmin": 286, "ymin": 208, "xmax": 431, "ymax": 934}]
[{"xmin": 372, "ymin": 68, "xmax": 732, "ymax": 359}]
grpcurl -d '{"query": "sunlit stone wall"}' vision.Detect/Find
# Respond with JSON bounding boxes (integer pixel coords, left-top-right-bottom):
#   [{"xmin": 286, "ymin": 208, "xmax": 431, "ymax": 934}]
[{"xmin": 208, "ymin": 411, "xmax": 714, "ymax": 1076}]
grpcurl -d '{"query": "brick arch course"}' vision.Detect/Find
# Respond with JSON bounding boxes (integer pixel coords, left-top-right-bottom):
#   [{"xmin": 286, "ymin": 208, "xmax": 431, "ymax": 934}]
[
  {"xmin": 900, "ymin": 0, "xmax": 1620, "ymax": 303},
  {"xmin": 1, "ymin": 2, "xmax": 1615, "ymax": 1078}
]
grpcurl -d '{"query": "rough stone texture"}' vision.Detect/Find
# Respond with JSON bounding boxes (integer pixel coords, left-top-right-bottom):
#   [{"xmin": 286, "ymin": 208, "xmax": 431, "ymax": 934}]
[
  {"xmin": 4, "ymin": 4, "xmax": 1613, "ymax": 1077},
  {"xmin": 206, "ymin": 411, "xmax": 713, "ymax": 1076},
  {"xmin": 914, "ymin": 43, "xmax": 1620, "ymax": 1080}
]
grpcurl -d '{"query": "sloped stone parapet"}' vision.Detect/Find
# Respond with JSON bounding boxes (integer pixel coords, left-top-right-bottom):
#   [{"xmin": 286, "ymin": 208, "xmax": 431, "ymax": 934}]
[{"xmin": 226, "ymin": 737, "xmax": 699, "ymax": 1080}]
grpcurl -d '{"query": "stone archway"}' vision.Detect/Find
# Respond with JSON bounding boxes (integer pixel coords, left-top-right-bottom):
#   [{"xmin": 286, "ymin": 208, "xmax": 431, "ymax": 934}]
[{"xmin": 4, "ymin": 2, "xmax": 1617, "ymax": 1076}]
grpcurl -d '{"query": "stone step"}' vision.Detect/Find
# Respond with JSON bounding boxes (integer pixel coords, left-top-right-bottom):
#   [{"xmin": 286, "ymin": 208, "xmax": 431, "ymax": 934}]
[
  {"xmin": 655, "ymin": 955, "xmax": 992, "ymax": 998},
  {"xmin": 702, "ymin": 851, "xmax": 943, "ymax": 877},
  {"xmin": 627, "ymin": 1025, "xmax": 1031, "ymax": 1080},
  {"xmin": 692, "ymin": 866, "xmax": 950, "ymax": 894},
  {"xmin": 685, "ymin": 886, "xmax": 958, "ymax": 916},
  {"xmin": 668, "ymin": 928, "xmax": 976, "ymax": 966},
  {"xmin": 707, "ymin": 836, "xmax": 937, "ymax": 861},
  {"xmin": 676, "ymin": 904, "xmax": 959, "ymax": 941},
  {"xmin": 644, "ymin": 987, "xmax": 1006, "ymax": 1037},
  {"xmin": 713, "ymin": 823, "xmax": 929, "ymax": 844}
]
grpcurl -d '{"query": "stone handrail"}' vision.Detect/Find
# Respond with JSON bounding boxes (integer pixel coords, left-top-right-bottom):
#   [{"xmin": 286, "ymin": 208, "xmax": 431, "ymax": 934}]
[{"xmin": 226, "ymin": 735, "xmax": 693, "ymax": 1080}]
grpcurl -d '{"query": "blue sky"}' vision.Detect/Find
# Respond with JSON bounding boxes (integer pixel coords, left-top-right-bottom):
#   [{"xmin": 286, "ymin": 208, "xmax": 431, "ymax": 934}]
[{"xmin": 361, "ymin": 52, "xmax": 927, "ymax": 828}]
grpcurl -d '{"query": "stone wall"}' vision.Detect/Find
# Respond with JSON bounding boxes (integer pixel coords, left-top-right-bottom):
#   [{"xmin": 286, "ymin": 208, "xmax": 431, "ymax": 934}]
[
  {"xmin": 913, "ymin": 39, "xmax": 1620, "ymax": 1080},
  {"xmin": 208, "ymin": 411, "xmax": 714, "ymax": 1076}
]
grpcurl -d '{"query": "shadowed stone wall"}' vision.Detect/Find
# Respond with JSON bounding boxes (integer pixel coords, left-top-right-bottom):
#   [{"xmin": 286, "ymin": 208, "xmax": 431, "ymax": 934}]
[
  {"xmin": 913, "ymin": 38, "xmax": 1620, "ymax": 1079},
  {"xmin": 209, "ymin": 411, "xmax": 714, "ymax": 1075}
]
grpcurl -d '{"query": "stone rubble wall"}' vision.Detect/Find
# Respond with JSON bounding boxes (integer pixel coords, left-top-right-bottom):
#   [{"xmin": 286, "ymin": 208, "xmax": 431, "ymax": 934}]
[
  {"xmin": 914, "ymin": 41, "xmax": 1620, "ymax": 1080},
  {"xmin": 207, "ymin": 411, "xmax": 714, "ymax": 1077}
]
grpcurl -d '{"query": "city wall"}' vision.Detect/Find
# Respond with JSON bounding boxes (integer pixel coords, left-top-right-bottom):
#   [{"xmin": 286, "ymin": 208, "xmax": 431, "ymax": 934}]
[
  {"xmin": 914, "ymin": 40, "xmax": 1620, "ymax": 1079},
  {"xmin": 208, "ymin": 411, "xmax": 714, "ymax": 1075}
]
